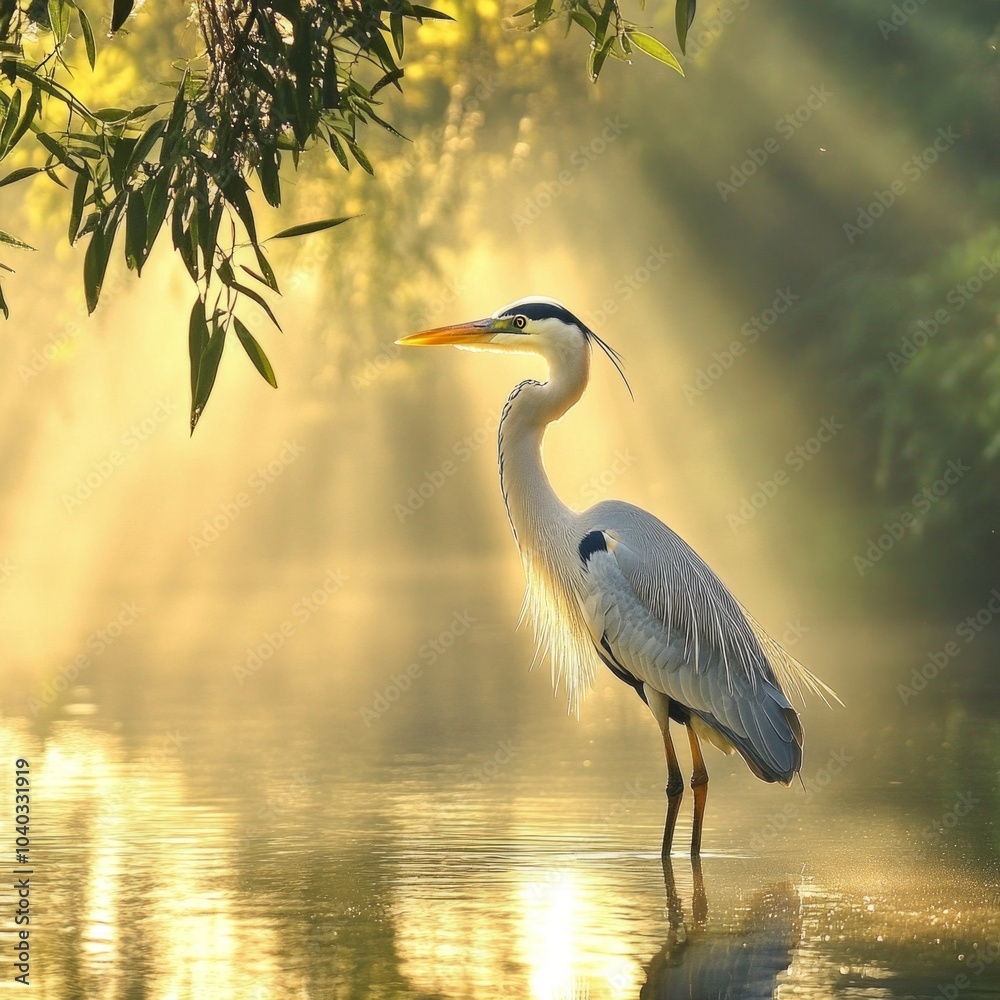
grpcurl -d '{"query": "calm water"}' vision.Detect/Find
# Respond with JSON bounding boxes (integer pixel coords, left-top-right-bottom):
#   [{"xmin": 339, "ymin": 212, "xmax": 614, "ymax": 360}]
[{"xmin": 0, "ymin": 569, "xmax": 997, "ymax": 1000}]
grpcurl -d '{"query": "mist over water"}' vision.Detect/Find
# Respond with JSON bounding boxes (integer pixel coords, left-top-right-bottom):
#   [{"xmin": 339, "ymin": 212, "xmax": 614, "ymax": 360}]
[{"xmin": 1, "ymin": 2, "xmax": 998, "ymax": 996}]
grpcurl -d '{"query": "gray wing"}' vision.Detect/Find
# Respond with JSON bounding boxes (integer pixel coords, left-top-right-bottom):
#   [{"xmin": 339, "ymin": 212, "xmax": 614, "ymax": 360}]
[{"xmin": 575, "ymin": 500, "xmax": 807, "ymax": 783}]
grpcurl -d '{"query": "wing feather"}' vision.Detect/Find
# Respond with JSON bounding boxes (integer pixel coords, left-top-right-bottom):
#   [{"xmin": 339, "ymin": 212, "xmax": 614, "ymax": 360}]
[{"xmin": 574, "ymin": 501, "xmax": 833, "ymax": 783}]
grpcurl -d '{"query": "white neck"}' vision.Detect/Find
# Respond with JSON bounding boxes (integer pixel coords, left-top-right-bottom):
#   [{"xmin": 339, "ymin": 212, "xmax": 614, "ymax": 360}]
[{"xmin": 497, "ymin": 341, "xmax": 590, "ymax": 547}]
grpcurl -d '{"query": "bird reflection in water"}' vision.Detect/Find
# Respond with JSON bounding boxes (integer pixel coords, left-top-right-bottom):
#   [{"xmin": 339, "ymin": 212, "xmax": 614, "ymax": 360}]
[{"xmin": 642, "ymin": 859, "xmax": 800, "ymax": 999}]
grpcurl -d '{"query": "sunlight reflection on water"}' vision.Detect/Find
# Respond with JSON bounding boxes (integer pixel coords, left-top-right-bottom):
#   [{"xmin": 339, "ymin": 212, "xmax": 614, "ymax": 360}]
[{"xmin": 0, "ymin": 631, "xmax": 998, "ymax": 1000}]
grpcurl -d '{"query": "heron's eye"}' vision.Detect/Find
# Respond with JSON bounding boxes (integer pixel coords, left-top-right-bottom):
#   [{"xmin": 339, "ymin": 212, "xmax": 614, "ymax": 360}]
[{"xmin": 513, "ymin": 315, "xmax": 527, "ymax": 330}]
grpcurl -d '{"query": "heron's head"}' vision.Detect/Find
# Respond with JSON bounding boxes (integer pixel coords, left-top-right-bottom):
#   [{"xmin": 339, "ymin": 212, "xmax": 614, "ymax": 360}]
[{"xmin": 395, "ymin": 296, "xmax": 629, "ymax": 391}]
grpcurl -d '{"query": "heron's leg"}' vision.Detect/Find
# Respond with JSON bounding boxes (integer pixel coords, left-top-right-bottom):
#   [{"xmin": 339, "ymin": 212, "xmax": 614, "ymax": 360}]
[
  {"xmin": 660, "ymin": 723, "xmax": 684, "ymax": 859},
  {"xmin": 686, "ymin": 724, "xmax": 710, "ymax": 857}
]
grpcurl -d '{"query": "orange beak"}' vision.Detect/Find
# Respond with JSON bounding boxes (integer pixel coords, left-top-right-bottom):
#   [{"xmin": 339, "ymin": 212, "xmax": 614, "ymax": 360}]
[{"xmin": 395, "ymin": 318, "xmax": 499, "ymax": 347}]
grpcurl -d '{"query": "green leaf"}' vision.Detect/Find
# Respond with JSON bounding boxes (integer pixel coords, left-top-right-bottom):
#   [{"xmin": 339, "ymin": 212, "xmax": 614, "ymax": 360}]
[
  {"xmin": 594, "ymin": 0, "xmax": 614, "ymax": 47},
  {"xmin": 258, "ymin": 147, "xmax": 281, "ymax": 207},
  {"xmin": 217, "ymin": 262, "xmax": 281, "ymax": 329},
  {"xmin": 143, "ymin": 167, "xmax": 170, "ymax": 251},
  {"xmin": 253, "ymin": 244, "xmax": 279, "ymax": 292},
  {"xmin": 127, "ymin": 103, "xmax": 158, "ymax": 120},
  {"xmin": 370, "ymin": 66, "xmax": 405, "ymax": 96},
  {"xmin": 68, "ymin": 168, "xmax": 88, "ymax": 244},
  {"xmin": 589, "ymin": 37, "xmax": 613, "ymax": 81},
  {"xmin": 189, "ymin": 299, "xmax": 226, "ymax": 433},
  {"xmin": 77, "ymin": 212, "xmax": 99, "ymax": 239},
  {"xmin": 366, "ymin": 28, "xmax": 398, "ymax": 78},
  {"xmin": 0, "ymin": 230, "xmax": 36, "ymax": 251},
  {"xmin": 389, "ymin": 10, "xmax": 404, "ymax": 57},
  {"xmin": 188, "ymin": 297, "xmax": 208, "ymax": 399},
  {"xmin": 47, "ymin": 0, "xmax": 70, "ymax": 44},
  {"xmin": 367, "ymin": 108, "xmax": 406, "ymax": 140},
  {"xmin": 125, "ymin": 116, "xmax": 166, "ymax": 175},
  {"xmin": 110, "ymin": 0, "xmax": 134, "ymax": 33},
  {"xmin": 109, "ymin": 135, "xmax": 137, "ymax": 192},
  {"xmin": 410, "ymin": 5, "xmax": 454, "ymax": 19},
  {"xmin": 7, "ymin": 86, "xmax": 39, "ymax": 153},
  {"xmin": 87, "ymin": 203, "xmax": 124, "ymax": 313},
  {"xmin": 93, "ymin": 107, "xmax": 130, "ymax": 122},
  {"xmin": 35, "ymin": 131, "xmax": 72, "ymax": 166},
  {"xmin": 327, "ymin": 131, "xmax": 349, "ymax": 170},
  {"xmin": 44, "ymin": 165, "xmax": 69, "ymax": 188},
  {"xmin": 675, "ymin": 0, "xmax": 696, "ymax": 54},
  {"xmin": 83, "ymin": 225, "xmax": 107, "ymax": 313},
  {"xmin": 321, "ymin": 53, "xmax": 339, "ymax": 108},
  {"xmin": 346, "ymin": 138, "xmax": 373, "ymax": 175},
  {"xmin": 0, "ymin": 282, "xmax": 7, "ymax": 320},
  {"xmin": 234, "ymin": 317, "xmax": 277, "ymax": 388},
  {"xmin": 569, "ymin": 8, "xmax": 597, "ymax": 37},
  {"xmin": 160, "ymin": 69, "xmax": 188, "ymax": 159},
  {"xmin": 288, "ymin": 22, "xmax": 314, "ymax": 147},
  {"xmin": 125, "ymin": 189, "xmax": 146, "ymax": 272},
  {"xmin": 78, "ymin": 7, "xmax": 96, "ymax": 68},
  {"xmin": 533, "ymin": 0, "xmax": 552, "ymax": 24},
  {"xmin": 229, "ymin": 279, "xmax": 281, "ymax": 331},
  {"xmin": 0, "ymin": 166, "xmax": 42, "ymax": 188},
  {"xmin": 217, "ymin": 170, "xmax": 258, "ymax": 244},
  {"xmin": 267, "ymin": 216, "xmax": 354, "ymax": 240},
  {"xmin": 626, "ymin": 30, "xmax": 684, "ymax": 75},
  {"xmin": 0, "ymin": 86, "xmax": 21, "ymax": 154},
  {"xmin": 172, "ymin": 197, "xmax": 198, "ymax": 281}
]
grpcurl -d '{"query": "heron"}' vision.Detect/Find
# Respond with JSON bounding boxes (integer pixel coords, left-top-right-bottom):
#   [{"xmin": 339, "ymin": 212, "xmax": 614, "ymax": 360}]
[{"xmin": 396, "ymin": 296, "xmax": 837, "ymax": 856}]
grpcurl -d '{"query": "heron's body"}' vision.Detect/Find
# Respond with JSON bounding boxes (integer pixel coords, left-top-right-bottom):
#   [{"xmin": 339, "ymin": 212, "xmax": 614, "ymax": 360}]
[{"xmin": 398, "ymin": 296, "xmax": 835, "ymax": 855}]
